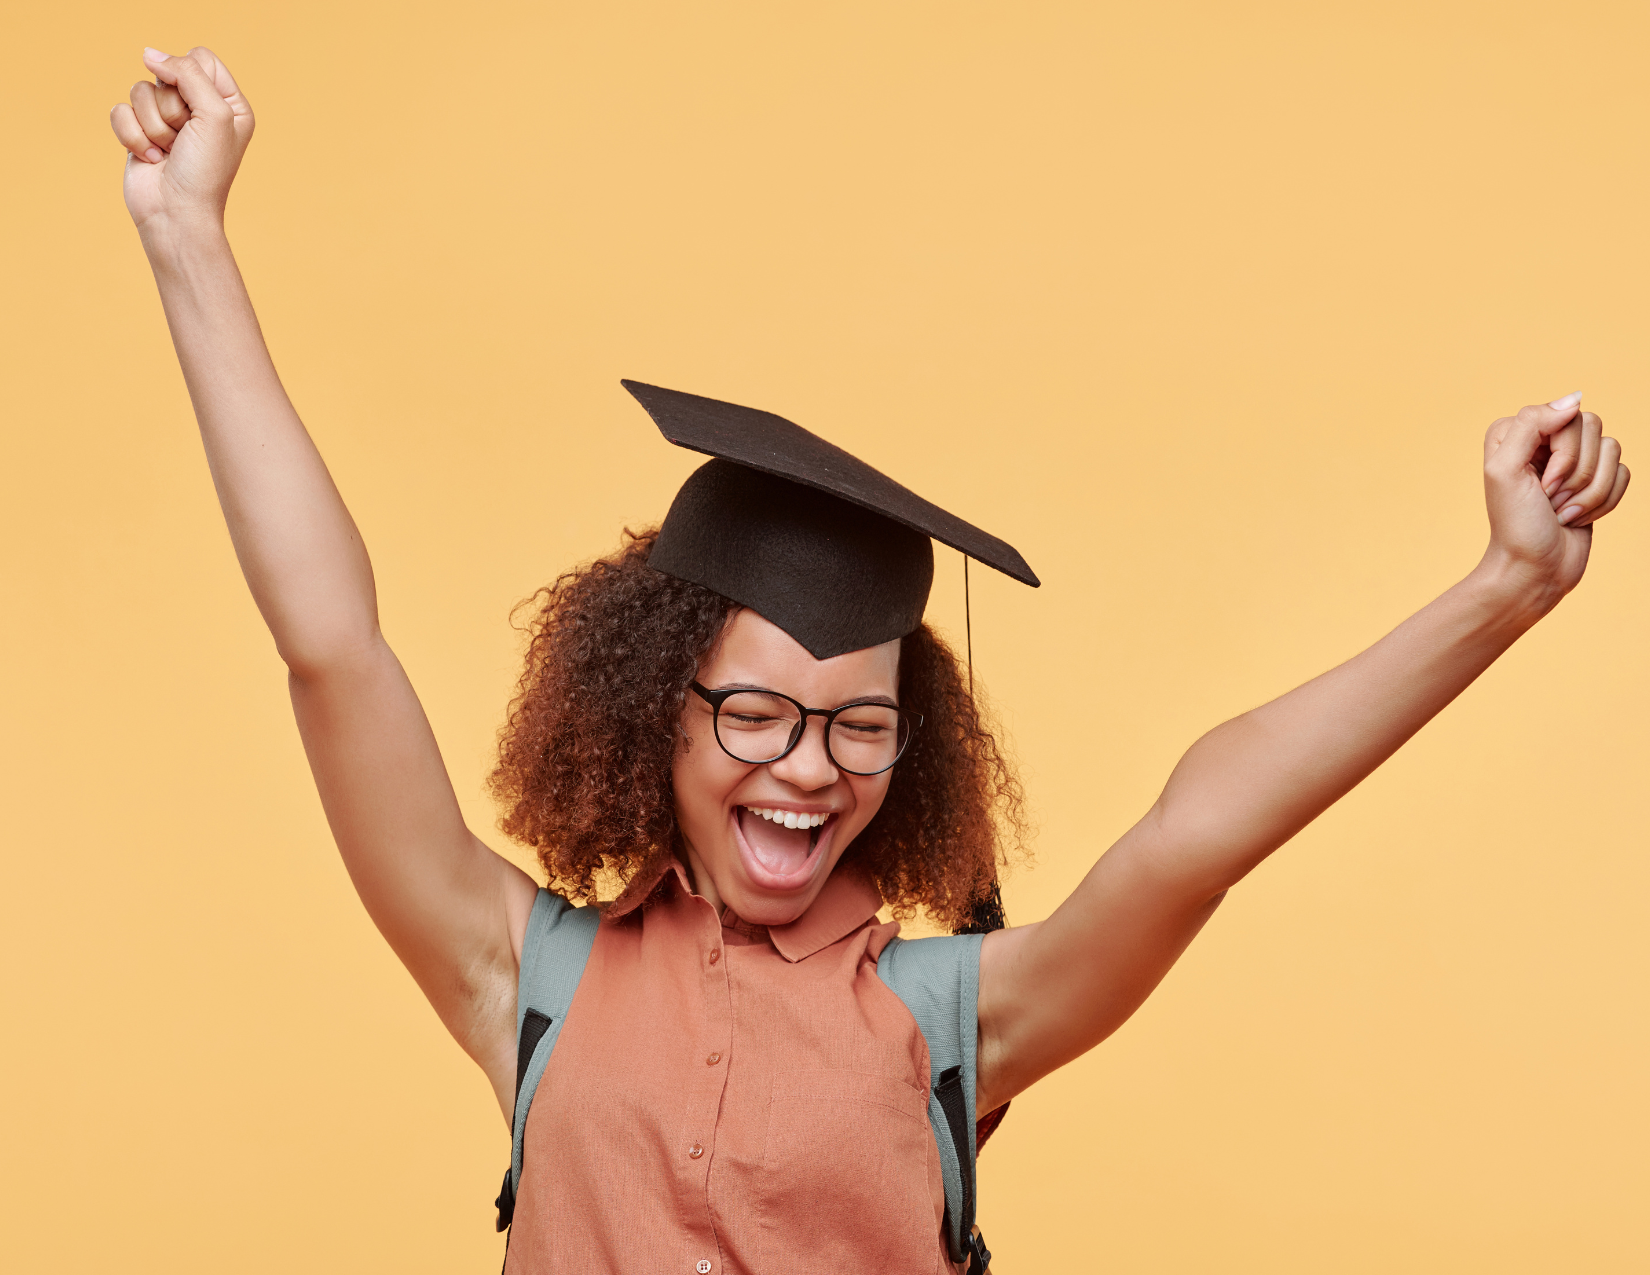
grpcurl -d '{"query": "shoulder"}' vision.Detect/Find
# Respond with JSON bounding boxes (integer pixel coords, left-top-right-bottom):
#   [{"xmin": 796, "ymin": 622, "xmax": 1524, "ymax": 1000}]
[{"xmin": 876, "ymin": 931, "xmax": 985, "ymax": 1034}]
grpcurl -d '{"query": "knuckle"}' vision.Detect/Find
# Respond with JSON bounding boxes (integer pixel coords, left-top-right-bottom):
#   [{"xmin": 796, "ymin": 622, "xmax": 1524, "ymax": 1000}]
[{"xmin": 1517, "ymin": 404, "xmax": 1543, "ymax": 422}]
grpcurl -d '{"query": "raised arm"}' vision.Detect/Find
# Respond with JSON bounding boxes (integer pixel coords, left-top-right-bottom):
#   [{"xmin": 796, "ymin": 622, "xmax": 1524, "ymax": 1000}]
[
  {"xmin": 977, "ymin": 396, "xmax": 1630, "ymax": 1113},
  {"xmin": 111, "ymin": 49, "xmax": 535, "ymax": 1118}
]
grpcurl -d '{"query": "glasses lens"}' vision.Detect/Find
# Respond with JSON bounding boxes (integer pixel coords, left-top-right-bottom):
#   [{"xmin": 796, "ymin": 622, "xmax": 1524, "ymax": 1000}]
[
  {"xmin": 828, "ymin": 704, "xmax": 910, "ymax": 775},
  {"xmin": 714, "ymin": 691, "xmax": 804, "ymax": 763}
]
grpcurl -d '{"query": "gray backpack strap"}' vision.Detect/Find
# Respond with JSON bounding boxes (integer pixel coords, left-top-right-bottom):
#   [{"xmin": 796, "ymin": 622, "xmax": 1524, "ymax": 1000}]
[
  {"xmin": 493, "ymin": 889, "xmax": 601, "ymax": 1233},
  {"xmin": 876, "ymin": 932, "xmax": 992, "ymax": 1275}
]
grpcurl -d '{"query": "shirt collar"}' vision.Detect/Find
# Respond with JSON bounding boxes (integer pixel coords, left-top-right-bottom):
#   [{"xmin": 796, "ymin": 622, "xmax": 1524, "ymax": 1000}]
[
  {"xmin": 606, "ymin": 854, "xmax": 883, "ymax": 962},
  {"xmin": 766, "ymin": 860, "xmax": 883, "ymax": 962},
  {"xmin": 606, "ymin": 853, "xmax": 685, "ymax": 919}
]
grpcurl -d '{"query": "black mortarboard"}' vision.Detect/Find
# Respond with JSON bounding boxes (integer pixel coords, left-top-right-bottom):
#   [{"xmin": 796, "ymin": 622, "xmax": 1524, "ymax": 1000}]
[{"xmin": 623, "ymin": 380, "xmax": 1038, "ymax": 660}]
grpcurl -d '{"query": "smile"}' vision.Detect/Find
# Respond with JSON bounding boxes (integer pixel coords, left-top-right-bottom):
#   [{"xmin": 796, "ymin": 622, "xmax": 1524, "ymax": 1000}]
[
  {"xmin": 732, "ymin": 805, "xmax": 836, "ymax": 889},
  {"xmin": 742, "ymin": 806, "xmax": 831, "ymax": 829}
]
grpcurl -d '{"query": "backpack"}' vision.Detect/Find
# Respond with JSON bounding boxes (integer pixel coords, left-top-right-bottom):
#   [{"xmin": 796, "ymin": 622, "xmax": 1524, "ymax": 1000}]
[{"xmin": 493, "ymin": 889, "xmax": 994, "ymax": 1275}]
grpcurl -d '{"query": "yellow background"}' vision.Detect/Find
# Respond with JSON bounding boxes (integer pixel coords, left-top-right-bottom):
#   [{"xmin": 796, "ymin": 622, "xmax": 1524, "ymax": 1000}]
[{"xmin": 4, "ymin": 2, "xmax": 1645, "ymax": 1270}]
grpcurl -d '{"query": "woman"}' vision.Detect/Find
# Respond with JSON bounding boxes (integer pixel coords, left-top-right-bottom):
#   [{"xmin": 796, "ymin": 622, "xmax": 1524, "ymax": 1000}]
[{"xmin": 110, "ymin": 47, "xmax": 1630, "ymax": 1275}]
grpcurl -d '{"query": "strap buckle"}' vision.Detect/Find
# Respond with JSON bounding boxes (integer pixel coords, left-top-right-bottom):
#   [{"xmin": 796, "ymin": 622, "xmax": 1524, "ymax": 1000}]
[
  {"xmin": 494, "ymin": 1167, "xmax": 515, "ymax": 1232},
  {"xmin": 964, "ymin": 1226, "xmax": 992, "ymax": 1275}
]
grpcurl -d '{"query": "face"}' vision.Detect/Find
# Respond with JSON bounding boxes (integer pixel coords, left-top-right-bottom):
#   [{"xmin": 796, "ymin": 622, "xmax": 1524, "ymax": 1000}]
[{"xmin": 672, "ymin": 608, "xmax": 901, "ymax": 926}]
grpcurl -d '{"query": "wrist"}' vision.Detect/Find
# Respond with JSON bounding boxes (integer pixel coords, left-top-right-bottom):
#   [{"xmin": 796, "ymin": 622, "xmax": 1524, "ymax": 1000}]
[
  {"xmin": 137, "ymin": 209, "xmax": 231, "ymax": 268},
  {"xmin": 1465, "ymin": 545, "xmax": 1566, "ymax": 630}
]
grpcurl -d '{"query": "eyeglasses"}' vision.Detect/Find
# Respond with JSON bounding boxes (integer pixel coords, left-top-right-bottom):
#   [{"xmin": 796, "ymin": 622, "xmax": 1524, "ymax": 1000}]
[{"xmin": 690, "ymin": 681, "xmax": 922, "ymax": 777}]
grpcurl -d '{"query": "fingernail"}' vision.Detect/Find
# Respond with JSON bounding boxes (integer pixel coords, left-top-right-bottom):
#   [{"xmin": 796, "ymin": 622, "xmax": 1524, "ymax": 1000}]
[
  {"xmin": 1548, "ymin": 391, "xmax": 1583, "ymax": 411},
  {"xmin": 144, "ymin": 147, "xmax": 164, "ymax": 163},
  {"xmin": 143, "ymin": 47, "xmax": 170, "ymax": 62},
  {"xmin": 1559, "ymin": 504, "xmax": 1583, "ymax": 523},
  {"xmin": 1551, "ymin": 488, "xmax": 1575, "ymax": 505}
]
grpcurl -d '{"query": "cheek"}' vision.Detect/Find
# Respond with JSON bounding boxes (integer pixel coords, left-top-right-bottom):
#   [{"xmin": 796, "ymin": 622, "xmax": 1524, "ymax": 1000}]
[
  {"xmin": 846, "ymin": 773, "xmax": 894, "ymax": 830},
  {"xmin": 671, "ymin": 740, "xmax": 711, "ymax": 826},
  {"xmin": 672, "ymin": 725, "xmax": 741, "ymax": 829}
]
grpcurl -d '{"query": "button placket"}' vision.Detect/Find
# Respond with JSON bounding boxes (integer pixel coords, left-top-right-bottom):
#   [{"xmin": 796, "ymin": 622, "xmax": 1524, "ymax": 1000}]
[{"xmin": 676, "ymin": 901, "xmax": 734, "ymax": 1272}]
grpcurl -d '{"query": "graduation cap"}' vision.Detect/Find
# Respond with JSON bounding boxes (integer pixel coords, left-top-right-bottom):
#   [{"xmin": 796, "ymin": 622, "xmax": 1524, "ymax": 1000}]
[{"xmin": 623, "ymin": 380, "xmax": 1038, "ymax": 660}]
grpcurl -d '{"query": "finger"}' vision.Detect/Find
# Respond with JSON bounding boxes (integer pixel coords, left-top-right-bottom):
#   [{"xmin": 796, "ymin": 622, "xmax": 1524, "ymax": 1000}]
[
  {"xmin": 1556, "ymin": 435, "xmax": 1620, "ymax": 524},
  {"xmin": 141, "ymin": 48, "xmax": 233, "ymax": 126},
  {"xmin": 1540, "ymin": 415, "xmax": 1582, "ymax": 495},
  {"xmin": 1486, "ymin": 392, "xmax": 1583, "ymax": 480},
  {"xmin": 128, "ymin": 81, "xmax": 178, "ymax": 150},
  {"xmin": 110, "ymin": 101, "xmax": 164, "ymax": 163},
  {"xmin": 153, "ymin": 80, "xmax": 190, "ymax": 130},
  {"xmin": 1552, "ymin": 411, "xmax": 1604, "ymax": 507},
  {"xmin": 1571, "ymin": 462, "xmax": 1630, "ymax": 528},
  {"xmin": 1540, "ymin": 425, "xmax": 1576, "ymax": 494}
]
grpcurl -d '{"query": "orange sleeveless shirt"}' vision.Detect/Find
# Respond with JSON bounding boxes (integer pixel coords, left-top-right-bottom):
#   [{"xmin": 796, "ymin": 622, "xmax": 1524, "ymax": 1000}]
[{"xmin": 503, "ymin": 859, "xmax": 958, "ymax": 1275}]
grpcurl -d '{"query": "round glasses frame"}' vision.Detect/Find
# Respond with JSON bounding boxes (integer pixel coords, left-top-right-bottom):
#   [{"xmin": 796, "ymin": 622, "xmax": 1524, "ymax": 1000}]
[{"xmin": 690, "ymin": 681, "xmax": 923, "ymax": 777}]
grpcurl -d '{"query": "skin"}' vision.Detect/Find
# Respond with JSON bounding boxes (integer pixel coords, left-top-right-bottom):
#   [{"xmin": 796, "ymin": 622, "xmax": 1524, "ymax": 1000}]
[
  {"xmin": 112, "ymin": 51, "xmax": 1631, "ymax": 1133},
  {"xmin": 674, "ymin": 613, "xmax": 900, "ymax": 926}
]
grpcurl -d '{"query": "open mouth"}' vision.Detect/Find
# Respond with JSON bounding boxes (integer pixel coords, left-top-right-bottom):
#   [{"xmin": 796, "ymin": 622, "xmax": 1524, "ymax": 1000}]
[{"xmin": 733, "ymin": 805, "xmax": 834, "ymax": 889}]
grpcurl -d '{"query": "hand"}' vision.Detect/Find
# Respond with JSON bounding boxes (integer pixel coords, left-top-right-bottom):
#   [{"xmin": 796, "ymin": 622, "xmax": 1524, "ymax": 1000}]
[
  {"xmin": 1482, "ymin": 393, "xmax": 1631, "ymax": 604},
  {"xmin": 110, "ymin": 47, "xmax": 254, "ymax": 233}
]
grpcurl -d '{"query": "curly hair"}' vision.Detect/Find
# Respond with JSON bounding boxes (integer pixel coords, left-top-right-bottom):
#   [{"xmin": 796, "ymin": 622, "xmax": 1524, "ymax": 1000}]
[{"xmin": 489, "ymin": 528, "xmax": 1026, "ymax": 931}]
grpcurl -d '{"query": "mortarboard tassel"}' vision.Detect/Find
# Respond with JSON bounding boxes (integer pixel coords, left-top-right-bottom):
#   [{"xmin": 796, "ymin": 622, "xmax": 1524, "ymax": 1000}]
[{"xmin": 956, "ymin": 551, "xmax": 1003, "ymax": 937}]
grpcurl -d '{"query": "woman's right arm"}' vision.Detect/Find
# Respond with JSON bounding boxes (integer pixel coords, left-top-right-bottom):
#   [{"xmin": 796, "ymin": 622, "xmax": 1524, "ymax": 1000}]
[{"xmin": 111, "ymin": 48, "xmax": 536, "ymax": 1121}]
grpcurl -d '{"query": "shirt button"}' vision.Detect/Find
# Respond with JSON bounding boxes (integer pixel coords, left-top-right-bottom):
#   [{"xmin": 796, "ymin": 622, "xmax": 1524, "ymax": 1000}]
[
  {"xmin": 706, "ymin": 1052, "xmax": 721, "ymax": 1066},
  {"xmin": 689, "ymin": 1143, "xmax": 705, "ymax": 1159},
  {"xmin": 708, "ymin": 949, "xmax": 720, "ymax": 965},
  {"xmin": 697, "ymin": 1262, "xmax": 712, "ymax": 1273}
]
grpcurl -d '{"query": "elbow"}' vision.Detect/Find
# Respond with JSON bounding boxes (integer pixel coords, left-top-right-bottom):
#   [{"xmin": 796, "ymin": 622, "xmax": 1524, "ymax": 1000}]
[
  {"xmin": 1136, "ymin": 801, "xmax": 1264, "ymax": 902},
  {"xmin": 274, "ymin": 624, "xmax": 387, "ymax": 685}
]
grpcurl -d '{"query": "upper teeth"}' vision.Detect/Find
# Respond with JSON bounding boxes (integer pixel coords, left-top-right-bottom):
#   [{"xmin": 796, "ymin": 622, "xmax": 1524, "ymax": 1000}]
[{"xmin": 746, "ymin": 807, "xmax": 829, "ymax": 830}]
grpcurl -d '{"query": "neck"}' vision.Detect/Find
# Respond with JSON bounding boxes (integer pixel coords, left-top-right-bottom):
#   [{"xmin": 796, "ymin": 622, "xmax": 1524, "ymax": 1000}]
[{"xmin": 681, "ymin": 840, "xmax": 727, "ymax": 916}]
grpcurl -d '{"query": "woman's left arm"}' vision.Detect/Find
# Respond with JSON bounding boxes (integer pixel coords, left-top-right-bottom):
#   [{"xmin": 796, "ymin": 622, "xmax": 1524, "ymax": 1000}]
[{"xmin": 976, "ymin": 396, "xmax": 1629, "ymax": 1113}]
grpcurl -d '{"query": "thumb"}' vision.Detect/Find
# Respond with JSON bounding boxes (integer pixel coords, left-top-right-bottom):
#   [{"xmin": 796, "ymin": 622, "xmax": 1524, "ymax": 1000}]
[
  {"xmin": 184, "ymin": 46, "xmax": 253, "ymax": 117},
  {"xmin": 142, "ymin": 47, "xmax": 234, "ymax": 128},
  {"xmin": 1485, "ymin": 392, "xmax": 1584, "ymax": 480}
]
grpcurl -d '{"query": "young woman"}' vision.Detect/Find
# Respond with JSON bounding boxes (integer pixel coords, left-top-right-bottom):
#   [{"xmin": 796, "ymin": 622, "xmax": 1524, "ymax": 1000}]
[{"xmin": 110, "ymin": 46, "xmax": 1630, "ymax": 1275}]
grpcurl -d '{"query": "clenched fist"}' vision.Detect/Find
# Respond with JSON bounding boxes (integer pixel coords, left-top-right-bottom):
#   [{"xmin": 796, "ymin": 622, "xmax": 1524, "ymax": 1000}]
[
  {"xmin": 110, "ymin": 47, "xmax": 254, "ymax": 233},
  {"xmin": 1483, "ymin": 393, "xmax": 1630, "ymax": 605}
]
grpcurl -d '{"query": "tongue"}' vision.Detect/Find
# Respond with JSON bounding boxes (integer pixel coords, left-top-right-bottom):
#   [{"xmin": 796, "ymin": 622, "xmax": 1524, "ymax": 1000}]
[{"xmin": 739, "ymin": 809, "xmax": 817, "ymax": 874}]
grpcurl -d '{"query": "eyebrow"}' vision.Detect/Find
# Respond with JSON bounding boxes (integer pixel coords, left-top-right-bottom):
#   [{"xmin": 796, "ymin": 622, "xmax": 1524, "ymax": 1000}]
[{"xmin": 709, "ymin": 682, "xmax": 900, "ymax": 709}]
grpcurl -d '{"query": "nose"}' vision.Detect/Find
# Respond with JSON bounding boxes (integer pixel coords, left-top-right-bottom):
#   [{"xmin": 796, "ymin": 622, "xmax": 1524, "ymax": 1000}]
[{"xmin": 766, "ymin": 714, "xmax": 839, "ymax": 791}]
